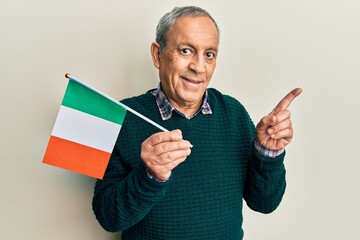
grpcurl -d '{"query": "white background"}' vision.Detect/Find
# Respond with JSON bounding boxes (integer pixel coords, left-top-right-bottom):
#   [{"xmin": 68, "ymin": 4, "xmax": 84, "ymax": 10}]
[{"xmin": 1, "ymin": 0, "xmax": 359, "ymax": 239}]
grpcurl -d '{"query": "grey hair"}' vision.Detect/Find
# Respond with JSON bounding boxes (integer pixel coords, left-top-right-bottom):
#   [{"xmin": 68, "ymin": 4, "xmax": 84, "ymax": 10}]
[{"xmin": 156, "ymin": 6, "xmax": 220, "ymax": 52}]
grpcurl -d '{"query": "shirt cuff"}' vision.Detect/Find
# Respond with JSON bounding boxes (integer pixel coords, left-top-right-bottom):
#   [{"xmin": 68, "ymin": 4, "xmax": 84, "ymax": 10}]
[
  {"xmin": 253, "ymin": 140, "xmax": 285, "ymax": 158},
  {"xmin": 146, "ymin": 166, "xmax": 170, "ymax": 183}
]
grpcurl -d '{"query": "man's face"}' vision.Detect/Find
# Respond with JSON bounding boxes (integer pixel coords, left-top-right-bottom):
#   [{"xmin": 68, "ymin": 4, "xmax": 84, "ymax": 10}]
[{"xmin": 152, "ymin": 15, "xmax": 219, "ymax": 115}]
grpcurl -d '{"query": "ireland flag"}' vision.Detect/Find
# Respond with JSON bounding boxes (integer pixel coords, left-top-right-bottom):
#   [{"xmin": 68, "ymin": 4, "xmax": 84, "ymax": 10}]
[{"xmin": 43, "ymin": 75, "xmax": 127, "ymax": 179}]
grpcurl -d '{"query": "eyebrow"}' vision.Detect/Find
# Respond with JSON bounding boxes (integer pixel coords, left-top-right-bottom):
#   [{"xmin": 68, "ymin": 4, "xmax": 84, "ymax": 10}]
[{"xmin": 180, "ymin": 42, "xmax": 218, "ymax": 52}]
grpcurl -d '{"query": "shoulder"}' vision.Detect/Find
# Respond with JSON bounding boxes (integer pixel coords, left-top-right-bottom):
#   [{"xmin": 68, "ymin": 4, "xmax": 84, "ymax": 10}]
[
  {"xmin": 117, "ymin": 90, "xmax": 158, "ymax": 124},
  {"xmin": 207, "ymin": 88, "xmax": 247, "ymax": 113},
  {"xmin": 116, "ymin": 89, "xmax": 161, "ymax": 142},
  {"xmin": 120, "ymin": 90, "xmax": 155, "ymax": 108},
  {"xmin": 118, "ymin": 90, "xmax": 159, "ymax": 117}
]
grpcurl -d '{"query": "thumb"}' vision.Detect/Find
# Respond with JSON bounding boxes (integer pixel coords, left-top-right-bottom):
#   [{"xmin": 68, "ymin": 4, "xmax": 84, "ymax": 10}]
[{"xmin": 257, "ymin": 114, "xmax": 276, "ymax": 130}]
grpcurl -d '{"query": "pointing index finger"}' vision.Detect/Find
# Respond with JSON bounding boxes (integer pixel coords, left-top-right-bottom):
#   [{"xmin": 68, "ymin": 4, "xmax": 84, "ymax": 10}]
[{"xmin": 271, "ymin": 88, "xmax": 302, "ymax": 114}]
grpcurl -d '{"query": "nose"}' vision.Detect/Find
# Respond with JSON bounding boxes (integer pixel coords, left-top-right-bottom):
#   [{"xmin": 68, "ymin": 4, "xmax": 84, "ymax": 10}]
[{"xmin": 189, "ymin": 54, "xmax": 206, "ymax": 74}]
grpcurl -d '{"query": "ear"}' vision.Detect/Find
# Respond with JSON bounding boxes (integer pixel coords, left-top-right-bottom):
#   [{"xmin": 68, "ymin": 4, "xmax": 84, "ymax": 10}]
[{"xmin": 150, "ymin": 42, "xmax": 161, "ymax": 69}]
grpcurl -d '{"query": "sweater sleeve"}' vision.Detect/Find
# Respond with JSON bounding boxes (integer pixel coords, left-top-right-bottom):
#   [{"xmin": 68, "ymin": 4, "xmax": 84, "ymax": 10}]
[
  {"xmin": 243, "ymin": 145, "xmax": 286, "ymax": 213},
  {"xmin": 92, "ymin": 146, "xmax": 171, "ymax": 232}
]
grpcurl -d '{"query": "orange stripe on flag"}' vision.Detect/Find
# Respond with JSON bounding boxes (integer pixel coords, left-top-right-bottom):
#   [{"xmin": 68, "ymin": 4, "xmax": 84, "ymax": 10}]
[{"xmin": 43, "ymin": 136, "xmax": 111, "ymax": 179}]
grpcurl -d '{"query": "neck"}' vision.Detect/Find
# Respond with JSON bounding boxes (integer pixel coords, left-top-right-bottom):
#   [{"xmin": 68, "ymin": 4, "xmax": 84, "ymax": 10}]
[{"xmin": 170, "ymin": 100, "xmax": 202, "ymax": 118}]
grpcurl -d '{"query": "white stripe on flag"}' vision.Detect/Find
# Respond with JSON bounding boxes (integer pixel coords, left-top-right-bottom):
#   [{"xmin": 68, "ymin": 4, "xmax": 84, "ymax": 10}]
[{"xmin": 51, "ymin": 106, "xmax": 121, "ymax": 152}]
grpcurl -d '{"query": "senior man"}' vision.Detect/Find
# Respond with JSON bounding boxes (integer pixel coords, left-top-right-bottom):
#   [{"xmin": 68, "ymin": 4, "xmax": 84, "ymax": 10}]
[{"xmin": 93, "ymin": 6, "xmax": 302, "ymax": 240}]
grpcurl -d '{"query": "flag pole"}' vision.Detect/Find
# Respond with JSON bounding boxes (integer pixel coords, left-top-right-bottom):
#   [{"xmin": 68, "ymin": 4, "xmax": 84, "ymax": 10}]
[{"xmin": 65, "ymin": 73, "xmax": 169, "ymax": 132}]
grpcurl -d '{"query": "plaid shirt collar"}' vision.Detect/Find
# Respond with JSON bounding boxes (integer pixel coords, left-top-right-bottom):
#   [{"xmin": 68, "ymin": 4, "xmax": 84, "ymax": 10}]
[{"xmin": 151, "ymin": 84, "xmax": 212, "ymax": 120}]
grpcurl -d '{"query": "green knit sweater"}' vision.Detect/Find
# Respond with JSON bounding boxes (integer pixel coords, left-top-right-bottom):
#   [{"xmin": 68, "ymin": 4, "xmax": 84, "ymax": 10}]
[{"xmin": 92, "ymin": 88, "xmax": 286, "ymax": 240}]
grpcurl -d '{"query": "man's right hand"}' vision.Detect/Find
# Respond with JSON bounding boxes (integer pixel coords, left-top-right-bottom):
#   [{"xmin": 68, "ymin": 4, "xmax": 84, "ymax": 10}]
[{"xmin": 141, "ymin": 129, "xmax": 192, "ymax": 181}]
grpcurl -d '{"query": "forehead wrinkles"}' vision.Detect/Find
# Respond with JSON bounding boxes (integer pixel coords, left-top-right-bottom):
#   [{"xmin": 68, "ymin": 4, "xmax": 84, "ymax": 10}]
[{"xmin": 167, "ymin": 16, "xmax": 219, "ymax": 51}]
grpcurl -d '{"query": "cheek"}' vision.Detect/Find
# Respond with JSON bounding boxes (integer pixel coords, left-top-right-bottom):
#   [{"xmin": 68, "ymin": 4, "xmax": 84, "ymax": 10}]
[{"xmin": 206, "ymin": 63, "xmax": 216, "ymax": 78}]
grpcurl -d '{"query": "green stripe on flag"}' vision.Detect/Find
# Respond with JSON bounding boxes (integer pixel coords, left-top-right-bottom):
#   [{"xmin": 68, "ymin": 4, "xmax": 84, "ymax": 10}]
[{"xmin": 61, "ymin": 80, "xmax": 126, "ymax": 125}]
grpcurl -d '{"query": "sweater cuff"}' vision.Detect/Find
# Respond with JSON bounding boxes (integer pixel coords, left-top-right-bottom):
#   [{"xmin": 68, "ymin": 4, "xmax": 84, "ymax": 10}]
[
  {"xmin": 129, "ymin": 163, "xmax": 171, "ymax": 199},
  {"xmin": 251, "ymin": 145, "xmax": 286, "ymax": 171}
]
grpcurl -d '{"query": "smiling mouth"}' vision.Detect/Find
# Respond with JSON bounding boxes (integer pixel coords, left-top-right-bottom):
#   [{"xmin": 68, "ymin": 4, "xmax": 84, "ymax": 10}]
[{"xmin": 181, "ymin": 76, "xmax": 202, "ymax": 84}]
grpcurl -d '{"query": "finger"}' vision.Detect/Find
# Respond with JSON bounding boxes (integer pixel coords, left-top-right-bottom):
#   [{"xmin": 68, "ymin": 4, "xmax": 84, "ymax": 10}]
[
  {"xmin": 147, "ymin": 155, "xmax": 188, "ymax": 180},
  {"xmin": 271, "ymin": 88, "xmax": 302, "ymax": 115},
  {"xmin": 257, "ymin": 109, "xmax": 291, "ymax": 131},
  {"xmin": 153, "ymin": 140, "xmax": 192, "ymax": 158},
  {"xmin": 273, "ymin": 109, "xmax": 291, "ymax": 123},
  {"xmin": 155, "ymin": 148, "xmax": 191, "ymax": 165},
  {"xmin": 267, "ymin": 119, "xmax": 292, "ymax": 136},
  {"xmin": 146, "ymin": 129, "xmax": 183, "ymax": 146},
  {"xmin": 270, "ymin": 138, "xmax": 291, "ymax": 150},
  {"xmin": 256, "ymin": 115, "xmax": 276, "ymax": 131},
  {"xmin": 269, "ymin": 128, "xmax": 293, "ymax": 140}
]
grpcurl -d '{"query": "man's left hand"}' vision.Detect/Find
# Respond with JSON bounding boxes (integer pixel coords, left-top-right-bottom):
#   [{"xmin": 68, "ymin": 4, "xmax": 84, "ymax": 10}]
[{"xmin": 256, "ymin": 88, "xmax": 302, "ymax": 150}]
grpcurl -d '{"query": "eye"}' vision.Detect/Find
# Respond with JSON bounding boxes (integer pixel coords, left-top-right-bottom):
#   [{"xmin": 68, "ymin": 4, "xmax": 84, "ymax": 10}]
[
  {"xmin": 205, "ymin": 52, "xmax": 216, "ymax": 59},
  {"xmin": 180, "ymin": 48, "xmax": 191, "ymax": 55}
]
